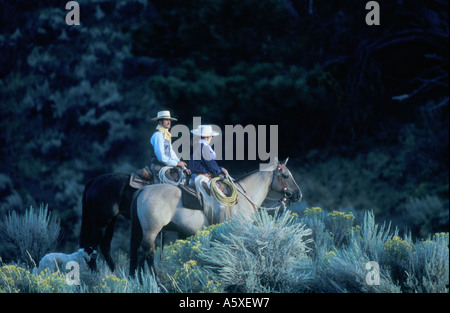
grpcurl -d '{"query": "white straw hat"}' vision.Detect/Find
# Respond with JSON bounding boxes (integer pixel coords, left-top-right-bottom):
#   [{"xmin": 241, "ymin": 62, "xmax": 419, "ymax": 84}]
[
  {"xmin": 191, "ymin": 125, "xmax": 220, "ymax": 137},
  {"xmin": 151, "ymin": 110, "xmax": 178, "ymax": 121}
]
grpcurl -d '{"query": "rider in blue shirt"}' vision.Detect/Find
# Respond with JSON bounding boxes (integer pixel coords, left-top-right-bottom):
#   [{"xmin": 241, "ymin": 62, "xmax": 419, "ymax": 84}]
[{"xmin": 189, "ymin": 125, "xmax": 227, "ymax": 178}]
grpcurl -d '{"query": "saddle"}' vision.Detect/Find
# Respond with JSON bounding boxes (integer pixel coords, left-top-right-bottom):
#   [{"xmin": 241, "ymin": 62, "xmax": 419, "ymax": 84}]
[
  {"xmin": 178, "ymin": 184, "xmax": 203, "ymax": 210},
  {"xmin": 129, "ymin": 167, "xmax": 153, "ymax": 189}
]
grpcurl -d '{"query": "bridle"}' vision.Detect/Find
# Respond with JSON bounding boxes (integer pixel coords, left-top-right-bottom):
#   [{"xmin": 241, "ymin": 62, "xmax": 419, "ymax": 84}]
[{"xmin": 274, "ymin": 164, "xmax": 294, "ymax": 207}]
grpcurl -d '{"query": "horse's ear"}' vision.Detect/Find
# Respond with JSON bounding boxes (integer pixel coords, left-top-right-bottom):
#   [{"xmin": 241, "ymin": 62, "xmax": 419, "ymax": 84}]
[{"xmin": 283, "ymin": 157, "xmax": 289, "ymax": 165}]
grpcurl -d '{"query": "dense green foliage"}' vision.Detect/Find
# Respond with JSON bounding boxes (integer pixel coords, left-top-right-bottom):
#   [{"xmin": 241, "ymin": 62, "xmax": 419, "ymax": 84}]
[{"xmin": 0, "ymin": 0, "xmax": 448, "ymax": 262}]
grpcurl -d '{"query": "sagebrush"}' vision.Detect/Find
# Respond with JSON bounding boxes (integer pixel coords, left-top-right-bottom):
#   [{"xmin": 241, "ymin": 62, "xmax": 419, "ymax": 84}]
[
  {"xmin": 0, "ymin": 204, "xmax": 60, "ymax": 265},
  {"xmin": 0, "ymin": 207, "xmax": 448, "ymax": 293}
]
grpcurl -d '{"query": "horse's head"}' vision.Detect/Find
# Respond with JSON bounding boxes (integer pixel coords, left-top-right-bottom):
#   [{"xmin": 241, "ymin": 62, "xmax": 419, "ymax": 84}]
[{"xmin": 271, "ymin": 157, "xmax": 302, "ymax": 202}]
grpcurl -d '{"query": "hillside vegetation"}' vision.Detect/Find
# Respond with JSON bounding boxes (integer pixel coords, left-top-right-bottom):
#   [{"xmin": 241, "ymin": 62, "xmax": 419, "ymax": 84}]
[
  {"xmin": 0, "ymin": 0, "xmax": 448, "ymax": 289},
  {"xmin": 0, "ymin": 206, "xmax": 448, "ymax": 293}
]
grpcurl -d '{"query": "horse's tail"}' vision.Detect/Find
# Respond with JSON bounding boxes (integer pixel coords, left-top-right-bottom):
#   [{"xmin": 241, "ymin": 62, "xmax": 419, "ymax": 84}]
[
  {"xmin": 79, "ymin": 179, "xmax": 94, "ymax": 249},
  {"xmin": 129, "ymin": 187, "xmax": 144, "ymax": 277}
]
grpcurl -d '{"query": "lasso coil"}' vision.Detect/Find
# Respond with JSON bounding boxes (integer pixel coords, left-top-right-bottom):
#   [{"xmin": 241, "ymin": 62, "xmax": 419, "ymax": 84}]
[{"xmin": 210, "ymin": 177, "xmax": 238, "ymax": 207}]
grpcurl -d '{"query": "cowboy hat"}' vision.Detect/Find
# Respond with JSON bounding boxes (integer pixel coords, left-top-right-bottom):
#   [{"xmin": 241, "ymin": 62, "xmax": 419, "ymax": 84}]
[
  {"xmin": 151, "ymin": 110, "xmax": 178, "ymax": 121},
  {"xmin": 191, "ymin": 125, "xmax": 220, "ymax": 137}
]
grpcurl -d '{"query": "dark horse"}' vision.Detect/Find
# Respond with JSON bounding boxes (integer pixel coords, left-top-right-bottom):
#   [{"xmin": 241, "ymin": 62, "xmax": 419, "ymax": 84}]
[{"xmin": 80, "ymin": 173, "xmax": 137, "ymax": 271}]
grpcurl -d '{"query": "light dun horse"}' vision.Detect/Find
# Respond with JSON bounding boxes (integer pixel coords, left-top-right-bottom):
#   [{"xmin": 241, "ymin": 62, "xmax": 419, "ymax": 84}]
[{"xmin": 129, "ymin": 158, "xmax": 302, "ymax": 276}]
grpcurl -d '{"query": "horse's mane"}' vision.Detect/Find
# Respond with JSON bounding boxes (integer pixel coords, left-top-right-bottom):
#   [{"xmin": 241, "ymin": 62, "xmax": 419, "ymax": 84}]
[
  {"xmin": 233, "ymin": 161, "xmax": 280, "ymax": 181},
  {"xmin": 234, "ymin": 169, "xmax": 260, "ymax": 182},
  {"xmin": 231, "ymin": 161, "xmax": 278, "ymax": 182}
]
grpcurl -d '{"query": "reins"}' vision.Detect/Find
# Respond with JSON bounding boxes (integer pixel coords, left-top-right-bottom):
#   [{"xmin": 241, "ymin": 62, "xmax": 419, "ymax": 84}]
[
  {"xmin": 226, "ymin": 174, "xmax": 259, "ymax": 211},
  {"xmin": 225, "ymin": 164, "xmax": 294, "ymax": 212}
]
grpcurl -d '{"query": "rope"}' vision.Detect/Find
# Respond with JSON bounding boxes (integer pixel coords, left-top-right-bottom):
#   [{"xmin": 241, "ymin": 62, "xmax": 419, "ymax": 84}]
[
  {"xmin": 158, "ymin": 166, "xmax": 184, "ymax": 185},
  {"xmin": 210, "ymin": 177, "xmax": 238, "ymax": 207}
]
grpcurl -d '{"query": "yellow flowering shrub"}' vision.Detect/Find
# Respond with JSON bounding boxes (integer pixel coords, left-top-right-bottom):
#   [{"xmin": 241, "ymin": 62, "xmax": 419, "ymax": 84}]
[
  {"xmin": 434, "ymin": 232, "xmax": 449, "ymax": 240},
  {"xmin": 35, "ymin": 270, "xmax": 67, "ymax": 293},
  {"xmin": 384, "ymin": 236, "xmax": 413, "ymax": 260},
  {"xmin": 327, "ymin": 210, "xmax": 355, "ymax": 221},
  {"xmin": 326, "ymin": 210, "xmax": 355, "ymax": 245},
  {"xmin": 168, "ymin": 259, "xmax": 219, "ymax": 292},
  {"xmin": 0, "ymin": 265, "xmax": 25, "ymax": 293},
  {"xmin": 416, "ymin": 232, "xmax": 449, "ymax": 256},
  {"xmin": 93, "ymin": 274, "xmax": 127, "ymax": 293},
  {"xmin": 0, "ymin": 265, "xmax": 68, "ymax": 293},
  {"xmin": 303, "ymin": 207, "xmax": 323, "ymax": 217},
  {"xmin": 158, "ymin": 223, "xmax": 228, "ymax": 292},
  {"xmin": 323, "ymin": 251, "xmax": 337, "ymax": 264}
]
